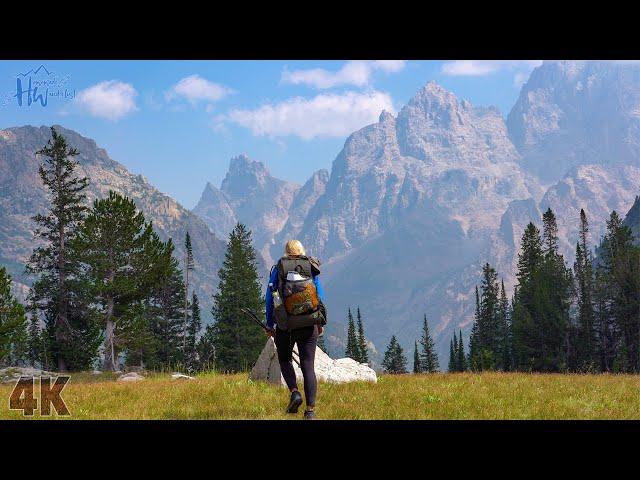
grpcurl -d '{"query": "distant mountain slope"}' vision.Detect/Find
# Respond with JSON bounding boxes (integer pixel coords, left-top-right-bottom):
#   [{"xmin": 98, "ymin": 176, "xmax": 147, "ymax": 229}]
[
  {"xmin": 508, "ymin": 60, "xmax": 640, "ymax": 183},
  {"xmin": 0, "ymin": 125, "xmax": 226, "ymax": 318},
  {"xmin": 624, "ymin": 195, "xmax": 640, "ymax": 244},
  {"xmin": 193, "ymin": 154, "xmax": 299, "ymax": 267}
]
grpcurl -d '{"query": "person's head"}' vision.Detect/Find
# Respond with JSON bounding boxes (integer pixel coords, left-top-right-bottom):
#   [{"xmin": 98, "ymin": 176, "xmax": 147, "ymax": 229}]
[{"xmin": 285, "ymin": 239, "xmax": 306, "ymax": 257}]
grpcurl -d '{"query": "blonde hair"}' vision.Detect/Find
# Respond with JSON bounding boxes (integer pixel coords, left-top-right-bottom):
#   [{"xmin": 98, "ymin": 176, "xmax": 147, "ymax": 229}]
[{"xmin": 285, "ymin": 239, "xmax": 306, "ymax": 257}]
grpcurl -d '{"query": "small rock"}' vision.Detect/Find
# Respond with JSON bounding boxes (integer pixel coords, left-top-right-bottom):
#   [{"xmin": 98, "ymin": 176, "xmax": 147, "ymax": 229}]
[
  {"xmin": 171, "ymin": 373, "xmax": 195, "ymax": 380},
  {"xmin": 117, "ymin": 372, "xmax": 144, "ymax": 382},
  {"xmin": 92, "ymin": 370, "xmax": 102, "ymax": 375},
  {"xmin": 0, "ymin": 366, "xmax": 58, "ymax": 383}
]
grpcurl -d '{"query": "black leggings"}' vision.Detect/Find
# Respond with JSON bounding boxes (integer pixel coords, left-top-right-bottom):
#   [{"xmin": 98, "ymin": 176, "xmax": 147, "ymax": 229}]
[{"xmin": 275, "ymin": 325, "xmax": 318, "ymax": 407}]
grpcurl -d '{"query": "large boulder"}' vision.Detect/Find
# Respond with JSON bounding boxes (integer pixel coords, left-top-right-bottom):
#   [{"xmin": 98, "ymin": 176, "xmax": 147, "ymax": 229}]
[{"xmin": 249, "ymin": 337, "xmax": 377, "ymax": 386}]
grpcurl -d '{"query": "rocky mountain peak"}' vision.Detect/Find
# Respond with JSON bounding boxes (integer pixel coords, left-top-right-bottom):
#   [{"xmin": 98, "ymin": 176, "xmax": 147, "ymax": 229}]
[
  {"xmin": 508, "ymin": 60, "xmax": 640, "ymax": 182},
  {"xmin": 222, "ymin": 154, "xmax": 272, "ymax": 197},
  {"xmin": 379, "ymin": 110, "xmax": 395, "ymax": 124},
  {"xmin": 624, "ymin": 195, "xmax": 640, "ymax": 244}
]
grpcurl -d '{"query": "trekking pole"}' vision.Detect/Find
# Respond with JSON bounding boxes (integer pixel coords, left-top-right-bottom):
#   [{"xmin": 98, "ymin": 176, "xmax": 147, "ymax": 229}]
[
  {"xmin": 240, "ymin": 308, "xmax": 301, "ymax": 367},
  {"xmin": 240, "ymin": 308, "xmax": 274, "ymax": 333}
]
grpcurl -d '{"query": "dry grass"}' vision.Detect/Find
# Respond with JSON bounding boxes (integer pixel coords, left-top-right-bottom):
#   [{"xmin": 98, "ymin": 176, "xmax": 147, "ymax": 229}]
[{"xmin": 1, "ymin": 372, "xmax": 639, "ymax": 420}]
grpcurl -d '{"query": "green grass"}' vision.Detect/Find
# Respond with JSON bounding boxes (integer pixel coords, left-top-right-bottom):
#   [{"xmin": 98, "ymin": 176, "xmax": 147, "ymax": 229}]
[{"xmin": 1, "ymin": 372, "xmax": 639, "ymax": 420}]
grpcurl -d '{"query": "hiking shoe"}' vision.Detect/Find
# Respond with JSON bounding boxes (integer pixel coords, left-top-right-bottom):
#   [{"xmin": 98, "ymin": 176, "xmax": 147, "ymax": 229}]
[
  {"xmin": 286, "ymin": 391, "xmax": 303, "ymax": 413},
  {"xmin": 303, "ymin": 409, "xmax": 316, "ymax": 420}
]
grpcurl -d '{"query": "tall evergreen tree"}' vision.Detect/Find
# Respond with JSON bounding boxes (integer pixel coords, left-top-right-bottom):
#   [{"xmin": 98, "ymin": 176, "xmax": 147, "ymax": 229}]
[
  {"xmin": 414, "ymin": 340, "xmax": 421, "ymax": 373},
  {"xmin": 0, "ymin": 267, "xmax": 28, "ymax": 367},
  {"xmin": 197, "ymin": 323, "xmax": 216, "ymax": 371},
  {"xmin": 540, "ymin": 208, "xmax": 573, "ymax": 371},
  {"xmin": 512, "ymin": 211, "xmax": 572, "ymax": 372},
  {"xmin": 511, "ymin": 222, "xmax": 543, "ymax": 371},
  {"xmin": 498, "ymin": 279, "xmax": 511, "ymax": 370},
  {"xmin": 469, "ymin": 264, "xmax": 502, "ymax": 370},
  {"xmin": 183, "ymin": 231, "xmax": 194, "ymax": 353},
  {"xmin": 27, "ymin": 303, "xmax": 43, "ymax": 368},
  {"xmin": 356, "ymin": 307, "xmax": 369, "ymax": 364},
  {"xmin": 448, "ymin": 331, "xmax": 458, "ymax": 372},
  {"xmin": 345, "ymin": 308, "xmax": 358, "ymax": 360},
  {"xmin": 382, "ymin": 335, "xmax": 407, "ymax": 374},
  {"xmin": 317, "ymin": 330, "xmax": 326, "ymax": 352},
  {"xmin": 75, "ymin": 191, "xmax": 156, "ymax": 371},
  {"xmin": 457, "ymin": 329, "xmax": 466, "ymax": 371},
  {"xmin": 573, "ymin": 209, "xmax": 596, "ymax": 371},
  {"xmin": 26, "ymin": 127, "xmax": 99, "ymax": 371},
  {"xmin": 148, "ymin": 238, "xmax": 186, "ymax": 369},
  {"xmin": 595, "ymin": 211, "xmax": 640, "ymax": 372},
  {"xmin": 184, "ymin": 292, "xmax": 201, "ymax": 372},
  {"xmin": 468, "ymin": 286, "xmax": 481, "ymax": 370},
  {"xmin": 211, "ymin": 223, "xmax": 263, "ymax": 372},
  {"xmin": 419, "ymin": 314, "xmax": 439, "ymax": 372}
]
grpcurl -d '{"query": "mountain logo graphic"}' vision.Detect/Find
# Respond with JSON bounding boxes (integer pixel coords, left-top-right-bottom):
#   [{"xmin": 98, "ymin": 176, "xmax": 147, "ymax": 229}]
[{"xmin": 17, "ymin": 65, "xmax": 53, "ymax": 77}]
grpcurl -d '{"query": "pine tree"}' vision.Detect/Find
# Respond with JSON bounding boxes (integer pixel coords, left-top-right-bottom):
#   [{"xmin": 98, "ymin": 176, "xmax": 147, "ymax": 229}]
[
  {"xmin": 317, "ymin": 327, "xmax": 327, "ymax": 351},
  {"xmin": 457, "ymin": 329, "xmax": 466, "ymax": 371},
  {"xmin": 540, "ymin": 208, "xmax": 572, "ymax": 371},
  {"xmin": 512, "ymin": 211, "xmax": 572, "ymax": 372},
  {"xmin": 419, "ymin": 314, "xmax": 439, "ymax": 372},
  {"xmin": 345, "ymin": 308, "xmax": 358, "ymax": 360},
  {"xmin": 595, "ymin": 211, "xmax": 640, "ymax": 372},
  {"xmin": 149, "ymin": 238, "xmax": 186, "ymax": 369},
  {"xmin": 498, "ymin": 279, "xmax": 511, "ymax": 371},
  {"xmin": 183, "ymin": 231, "xmax": 194, "ymax": 353},
  {"xmin": 26, "ymin": 127, "xmax": 99, "ymax": 371},
  {"xmin": 448, "ymin": 332, "xmax": 458, "ymax": 372},
  {"xmin": 382, "ymin": 335, "xmax": 407, "ymax": 374},
  {"xmin": 211, "ymin": 223, "xmax": 264, "ymax": 373},
  {"xmin": 511, "ymin": 222, "xmax": 543, "ymax": 371},
  {"xmin": 184, "ymin": 292, "xmax": 201, "ymax": 372},
  {"xmin": 27, "ymin": 308, "xmax": 42, "ymax": 367},
  {"xmin": 356, "ymin": 307, "xmax": 369, "ymax": 364},
  {"xmin": 0, "ymin": 267, "xmax": 28, "ymax": 367},
  {"xmin": 197, "ymin": 324, "xmax": 216, "ymax": 371},
  {"xmin": 469, "ymin": 286, "xmax": 481, "ymax": 370},
  {"xmin": 574, "ymin": 209, "xmax": 596, "ymax": 371},
  {"xmin": 469, "ymin": 264, "xmax": 502, "ymax": 371},
  {"xmin": 75, "ymin": 191, "xmax": 156, "ymax": 371}
]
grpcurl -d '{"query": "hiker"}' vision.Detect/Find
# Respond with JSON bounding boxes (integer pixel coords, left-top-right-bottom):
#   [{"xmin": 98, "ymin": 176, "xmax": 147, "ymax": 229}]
[{"xmin": 265, "ymin": 239, "xmax": 327, "ymax": 420}]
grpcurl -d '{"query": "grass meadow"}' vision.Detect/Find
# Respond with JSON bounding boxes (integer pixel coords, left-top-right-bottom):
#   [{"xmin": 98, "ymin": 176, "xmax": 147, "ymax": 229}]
[{"xmin": 1, "ymin": 371, "xmax": 639, "ymax": 420}]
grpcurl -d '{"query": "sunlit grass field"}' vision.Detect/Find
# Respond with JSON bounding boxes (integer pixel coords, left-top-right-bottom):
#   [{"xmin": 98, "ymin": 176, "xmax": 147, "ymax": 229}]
[{"xmin": 1, "ymin": 372, "xmax": 639, "ymax": 420}]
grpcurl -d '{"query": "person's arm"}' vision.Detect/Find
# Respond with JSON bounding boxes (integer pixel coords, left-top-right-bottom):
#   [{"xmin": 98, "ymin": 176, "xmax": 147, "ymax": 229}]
[
  {"xmin": 313, "ymin": 275, "xmax": 325, "ymax": 303},
  {"xmin": 314, "ymin": 275, "xmax": 327, "ymax": 325},
  {"xmin": 265, "ymin": 267, "xmax": 279, "ymax": 330}
]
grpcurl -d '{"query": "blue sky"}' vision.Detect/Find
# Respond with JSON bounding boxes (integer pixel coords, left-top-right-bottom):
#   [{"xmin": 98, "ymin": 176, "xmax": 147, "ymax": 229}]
[{"xmin": 0, "ymin": 60, "xmax": 541, "ymax": 208}]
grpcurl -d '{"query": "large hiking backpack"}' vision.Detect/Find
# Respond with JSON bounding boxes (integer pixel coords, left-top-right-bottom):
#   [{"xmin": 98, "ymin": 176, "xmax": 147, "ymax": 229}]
[{"xmin": 274, "ymin": 255, "xmax": 324, "ymax": 330}]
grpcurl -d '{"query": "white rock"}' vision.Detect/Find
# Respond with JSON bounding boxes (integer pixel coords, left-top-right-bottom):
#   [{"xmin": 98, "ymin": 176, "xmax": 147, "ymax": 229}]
[
  {"xmin": 117, "ymin": 372, "xmax": 144, "ymax": 382},
  {"xmin": 171, "ymin": 373, "xmax": 195, "ymax": 380},
  {"xmin": 249, "ymin": 337, "xmax": 377, "ymax": 386},
  {"xmin": 0, "ymin": 366, "xmax": 58, "ymax": 383}
]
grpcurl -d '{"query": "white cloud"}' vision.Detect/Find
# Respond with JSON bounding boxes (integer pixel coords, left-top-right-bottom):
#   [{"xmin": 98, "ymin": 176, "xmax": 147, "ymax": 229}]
[
  {"xmin": 75, "ymin": 81, "xmax": 137, "ymax": 121},
  {"xmin": 513, "ymin": 72, "xmax": 529, "ymax": 88},
  {"xmin": 441, "ymin": 60, "xmax": 542, "ymax": 76},
  {"xmin": 166, "ymin": 74, "xmax": 232, "ymax": 104},
  {"xmin": 221, "ymin": 91, "xmax": 394, "ymax": 140},
  {"xmin": 281, "ymin": 60, "xmax": 406, "ymax": 89}
]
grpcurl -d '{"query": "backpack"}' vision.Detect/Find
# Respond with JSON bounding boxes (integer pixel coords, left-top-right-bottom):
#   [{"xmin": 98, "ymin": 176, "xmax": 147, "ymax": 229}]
[{"xmin": 274, "ymin": 255, "xmax": 324, "ymax": 330}]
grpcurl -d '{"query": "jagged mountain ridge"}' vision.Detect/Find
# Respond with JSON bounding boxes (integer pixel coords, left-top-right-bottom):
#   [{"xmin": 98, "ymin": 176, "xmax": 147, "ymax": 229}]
[
  {"xmin": 193, "ymin": 154, "xmax": 299, "ymax": 266},
  {"xmin": 194, "ymin": 63, "xmax": 640, "ymax": 364},
  {"xmin": 0, "ymin": 125, "xmax": 227, "ymax": 319}
]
